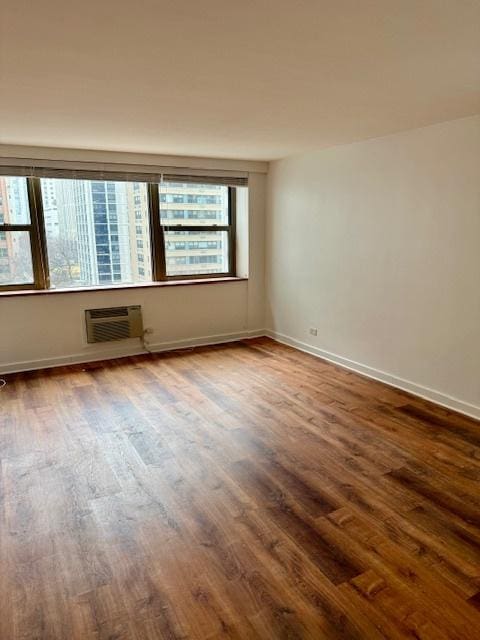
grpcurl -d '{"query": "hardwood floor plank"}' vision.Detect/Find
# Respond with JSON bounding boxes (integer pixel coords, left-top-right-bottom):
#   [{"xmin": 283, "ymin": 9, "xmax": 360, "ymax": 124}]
[{"xmin": 1, "ymin": 337, "xmax": 479, "ymax": 639}]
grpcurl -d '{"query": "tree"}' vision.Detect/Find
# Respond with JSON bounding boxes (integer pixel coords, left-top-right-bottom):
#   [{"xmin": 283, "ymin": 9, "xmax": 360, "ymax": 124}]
[{"xmin": 46, "ymin": 236, "xmax": 80, "ymax": 287}]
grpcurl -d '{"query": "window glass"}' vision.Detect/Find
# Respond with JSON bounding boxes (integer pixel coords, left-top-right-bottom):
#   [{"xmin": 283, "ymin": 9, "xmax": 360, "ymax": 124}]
[
  {"xmin": 0, "ymin": 176, "xmax": 30, "ymax": 224},
  {"xmin": 164, "ymin": 230, "xmax": 229, "ymax": 276},
  {"xmin": 159, "ymin": 183, "xmax": 228, "ymax": 226},
  {"xmin": 0, "ymin": 230, "xmax": 33, "ymax": 285},
  {"xmin": 40, "ymin": 179, "xmax": 152, "ymax": 288},
  {"xmin": 159, "ymin": 182, "xmax": 231, "ymax": 277}
]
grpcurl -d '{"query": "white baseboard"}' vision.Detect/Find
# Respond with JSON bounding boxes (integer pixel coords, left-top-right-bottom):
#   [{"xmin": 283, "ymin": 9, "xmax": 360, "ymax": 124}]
[
  {"xmin": 3, "ymin": 327, "xmax": 479, "ymax": 422},
  {"xmin": 147, "ymin": 330, "xmax": 265, "ymax": 353},
  {"xmin": 0, "ymin": 329, "xmax": 265, "ymax": 375},
  {"xmin": 265, "ymin": 329, "xmax": 480, "ymax": 421}
]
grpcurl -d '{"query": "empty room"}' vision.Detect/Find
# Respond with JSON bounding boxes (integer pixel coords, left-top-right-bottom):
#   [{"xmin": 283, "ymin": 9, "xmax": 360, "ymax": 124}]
[{"xmin": 1, "ymin": 1, "xmax": 479, "ymax": 638}]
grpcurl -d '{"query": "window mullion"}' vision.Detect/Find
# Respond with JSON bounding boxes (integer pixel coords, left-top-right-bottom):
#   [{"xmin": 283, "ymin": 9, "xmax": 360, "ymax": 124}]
[
  {"xmin": 147, "ymin": 183, "xmax": 166, "ymax": 281},
  {"xmin": 162, "ymin": 225, "xmax": 230, "ymax": 232},
  {"xmin": 0, "ymin": 224, "xmax": 32, "ymax": 232},
  {"xmin": 27, "ymin": 177, "xmax": 50, "ymax": 289},
  {"xmin": 228, "ymin": 187, "xmax": 236, "ymax": 277}
]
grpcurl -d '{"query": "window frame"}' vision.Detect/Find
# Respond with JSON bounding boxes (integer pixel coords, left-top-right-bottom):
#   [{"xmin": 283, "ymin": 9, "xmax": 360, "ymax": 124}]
[
  {"xmin": 0, "ymin": 177, "xmax": 49, "ymax": 291},
  {"xmin": 153, "ymin": 183, "xmax": 236, "ymax": 281},
  {"xmin": 0, "ymin": 175, "xmax": 237, "ymax": 292}
]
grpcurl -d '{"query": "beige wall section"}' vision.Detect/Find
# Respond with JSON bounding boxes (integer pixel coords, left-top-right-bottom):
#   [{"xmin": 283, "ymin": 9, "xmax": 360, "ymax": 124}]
[
  {"xmin": 266, "ymin": 115, "xmax": 480, "ymax": 417},
  {"xmin": 0, "ymin": 171, "xmax": 267, "ymax": 373},
  {"xmin": 246, "ymin": 173, "xmax": 267, "ymax": 330}
]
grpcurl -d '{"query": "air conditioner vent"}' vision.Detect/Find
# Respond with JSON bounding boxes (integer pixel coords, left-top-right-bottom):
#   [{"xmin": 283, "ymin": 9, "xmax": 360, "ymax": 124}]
[
  {"xmin": 89, "ymin": 306, "xmax": 129, "ymax": 319},
  {"xmin": 93, "ymin": 320, "xmax": 131, "ymax": 342},
  {"xmin": 85, "ymin": 305, "xmax": 143, "ymax": 343}
]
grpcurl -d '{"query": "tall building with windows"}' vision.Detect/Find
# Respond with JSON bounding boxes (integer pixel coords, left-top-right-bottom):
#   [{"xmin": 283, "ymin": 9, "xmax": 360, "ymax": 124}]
[
  {"xmin": 40, "ymin": 178, "xmax": 59, "ymax": 238},
  {"xmin": 159, "ymin": 182, "xmax": 229, "ymax": 277},
  {"xmin": 126, "ymin": 182, "xmax": 151, "ymax": 282},
  {"xmin": 0, "ymin": 176, "xmax": 30, "ymax": 224},
  {"xmin": 87, "ymin": 180, "xmax": 132, "ymax": 285}
]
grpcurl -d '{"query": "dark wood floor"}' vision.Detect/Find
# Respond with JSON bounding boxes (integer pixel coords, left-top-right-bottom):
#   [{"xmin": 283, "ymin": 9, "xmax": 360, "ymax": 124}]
[{"xmin": 1, "ymin": 338, "xmax": 480, "ymax": 639}]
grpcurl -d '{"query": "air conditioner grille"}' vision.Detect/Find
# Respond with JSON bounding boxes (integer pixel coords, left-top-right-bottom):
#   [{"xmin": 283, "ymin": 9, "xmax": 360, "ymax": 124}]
[
  {"xmin": 85, "ymin": 305, "xmax": 143, "ymax": 343},
  {"xmin": 89, "ymin": 307, "xmax": 129, "ymax": 319},
  {"xmin": 92, "ymin": 320, "xmax": 131, "ymax": 342}
]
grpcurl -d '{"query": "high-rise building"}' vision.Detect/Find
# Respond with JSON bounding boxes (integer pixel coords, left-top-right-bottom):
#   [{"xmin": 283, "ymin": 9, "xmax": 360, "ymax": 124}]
[
  {"xmin": 159, "ymin": 182, "xmax": 229, "ymax": 277},
  {"xmin": 126, "ymin": 182, "xmax": 151, "ymax": 282},
  {"xmin": 86, "ymin": 180, "xmax": 132, "ymax": 285},
  {"xmin": 41, "ymin": 178, "xmax": 59, "ymax": 238}
]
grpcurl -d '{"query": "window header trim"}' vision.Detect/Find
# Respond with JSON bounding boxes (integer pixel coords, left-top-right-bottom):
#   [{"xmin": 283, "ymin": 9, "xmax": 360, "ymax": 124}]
[{"xmin": 0, "ymin": 159, "xmax": 248, "ymax": 187}]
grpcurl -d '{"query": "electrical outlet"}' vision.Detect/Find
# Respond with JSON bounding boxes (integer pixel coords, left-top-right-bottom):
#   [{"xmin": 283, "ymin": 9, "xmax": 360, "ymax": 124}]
[
  {"xmin": 144, "ymin": 327, "xmax": 154, "ymax": 335},
  {"xmin": 309, "ymin": 327, "xmax": 318, "ymax": 336}
]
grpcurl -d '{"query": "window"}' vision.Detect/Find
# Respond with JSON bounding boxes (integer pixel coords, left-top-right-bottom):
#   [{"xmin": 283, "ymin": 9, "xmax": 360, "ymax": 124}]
[
  {"xmin": 0, "ymin": 177, "xmax": 38, "ymax": 289},
  {"xmin": 40, "ymin": 179, "xmax": 152, "ymax": 288},
  {"xmin": 158, "ymin": 182, "xmax": 234, "ymax": 278},
  {"xmin": 0, "ymin": 173, "xmax": 239, "ymax": 292}
]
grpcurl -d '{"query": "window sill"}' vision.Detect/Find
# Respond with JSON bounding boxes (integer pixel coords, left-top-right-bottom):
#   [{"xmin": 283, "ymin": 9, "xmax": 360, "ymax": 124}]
[{"xmin": 0, "ymin": 276, "xmax": 247, "ymax": 298}]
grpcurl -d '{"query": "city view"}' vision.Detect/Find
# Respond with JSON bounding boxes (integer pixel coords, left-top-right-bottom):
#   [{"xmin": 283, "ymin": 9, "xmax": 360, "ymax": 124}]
[
  {"xmin": 0, "ymin": 176, "xmax": 33, "ymax": 286},
  {"xmin": 0, "ymin": 177, "xmax": 229, "ymax": 288}
]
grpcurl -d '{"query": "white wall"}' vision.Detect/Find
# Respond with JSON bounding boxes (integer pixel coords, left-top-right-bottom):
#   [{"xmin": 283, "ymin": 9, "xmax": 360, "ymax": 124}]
[
  {"xmin": 266, "ymin": 115, "xmax": 480, "ymax": 417},
  {"xmin": 0, "ymin": 172, "xmax": 266, "ymax": 373}
]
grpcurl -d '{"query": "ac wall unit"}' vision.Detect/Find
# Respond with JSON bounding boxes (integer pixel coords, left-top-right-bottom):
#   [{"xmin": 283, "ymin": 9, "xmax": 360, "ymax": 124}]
[{"xmin": 85, "ymin": 305, "xmax": 143, "ymax": 343}]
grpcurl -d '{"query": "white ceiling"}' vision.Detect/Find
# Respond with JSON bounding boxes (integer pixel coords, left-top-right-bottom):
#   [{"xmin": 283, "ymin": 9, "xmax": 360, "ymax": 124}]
[{"xmin": 1, "ymin": 0, "xmax": 479, "ymax": 161}]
